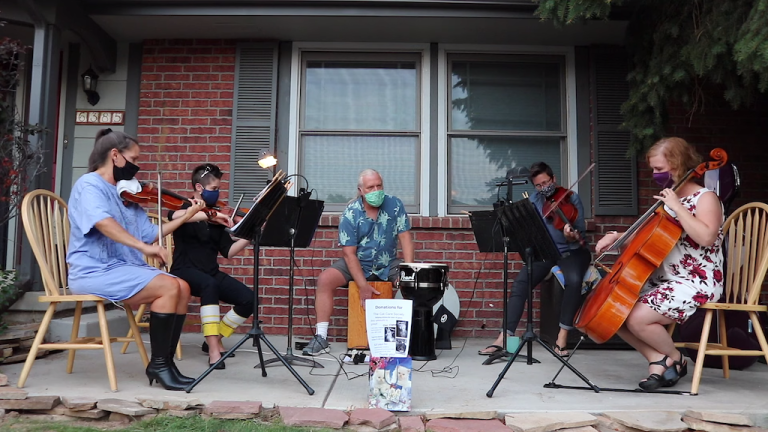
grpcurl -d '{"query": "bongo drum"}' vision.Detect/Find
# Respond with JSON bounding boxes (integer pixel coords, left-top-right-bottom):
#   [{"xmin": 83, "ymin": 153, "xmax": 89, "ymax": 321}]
[{"xmin": 397, "ymin": 263, "xmax": 449, "ymax": 361}]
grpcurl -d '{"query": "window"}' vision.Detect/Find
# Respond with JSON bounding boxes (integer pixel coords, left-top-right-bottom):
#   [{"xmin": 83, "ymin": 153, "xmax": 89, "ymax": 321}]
[
  {"xmin": 447, "ymin": 54, "xmax": 567, "ymax": 213},
  {"xmin": 299, "ymin": 52, "xmax": 421, "ymax": 212}
]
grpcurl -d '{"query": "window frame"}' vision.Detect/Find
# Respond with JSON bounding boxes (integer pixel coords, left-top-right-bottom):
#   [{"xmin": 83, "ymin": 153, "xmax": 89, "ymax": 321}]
[
  {"xmin": 437, "ymin": 45, "xmax": 578, "ymax": 216},
  {"xmin": 289, "ymin": 43, "xmax": 431, "ymax": 215}
]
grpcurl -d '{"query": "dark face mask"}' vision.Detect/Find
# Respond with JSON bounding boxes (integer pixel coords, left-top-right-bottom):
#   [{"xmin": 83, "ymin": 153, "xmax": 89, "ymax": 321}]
[
  {"xmin": 653, "ymin": 171, "xmax": 675, "ymax": 189},
  {"xmin": 540, "ymin": 183, "xmax": 557, "ymax": 198},
  {"xmin": 200, "ymin": 188, "xmax": 220, "ymax": 207},
  {"xmin": 113, "ymin": 153, "xmax": 140, "ymax": 182}
]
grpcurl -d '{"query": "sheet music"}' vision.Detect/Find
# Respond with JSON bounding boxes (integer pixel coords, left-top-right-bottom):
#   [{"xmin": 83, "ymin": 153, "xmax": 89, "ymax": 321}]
[{"xmin": 228, "ymin": 199, "xmax": 258, "ymax": 233}]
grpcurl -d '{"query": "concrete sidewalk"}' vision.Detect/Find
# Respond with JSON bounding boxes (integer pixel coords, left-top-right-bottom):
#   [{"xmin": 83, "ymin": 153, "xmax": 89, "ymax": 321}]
[{"xmin": 1, "ymin": 334, "xmax": 766, "ymax": 418}]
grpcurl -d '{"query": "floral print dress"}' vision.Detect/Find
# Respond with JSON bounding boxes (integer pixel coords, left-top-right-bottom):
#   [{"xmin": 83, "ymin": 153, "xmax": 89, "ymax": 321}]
[{"xmin": 640, "ymin": 188, "xmax": 724, "ymax": 323}]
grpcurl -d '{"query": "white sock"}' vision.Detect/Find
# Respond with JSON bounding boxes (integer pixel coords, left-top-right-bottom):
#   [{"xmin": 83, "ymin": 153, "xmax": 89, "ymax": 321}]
[{"xmin": 316, "ymin": 322, "xmax": 329, "ymax": 339}]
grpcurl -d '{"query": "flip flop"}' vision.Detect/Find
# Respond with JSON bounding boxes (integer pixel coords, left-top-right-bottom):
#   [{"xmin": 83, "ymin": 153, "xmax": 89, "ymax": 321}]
[
  {"xmin": 478, "ymin": 345, "xmax": 503, "ymax": 356},
  {"xmin": 554, "ymin": 344, "xmax": 570, "ymax": 358}
]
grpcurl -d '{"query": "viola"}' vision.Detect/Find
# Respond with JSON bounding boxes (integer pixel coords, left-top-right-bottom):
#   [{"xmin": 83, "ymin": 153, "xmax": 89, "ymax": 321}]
[{"xmin": 574, "ymin": 148, "xmax": 727, "ymax": 344}]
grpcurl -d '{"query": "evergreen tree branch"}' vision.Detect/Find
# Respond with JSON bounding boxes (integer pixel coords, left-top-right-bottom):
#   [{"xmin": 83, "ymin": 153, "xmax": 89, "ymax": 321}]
[{"xmin": 533, "ymin": 0, "xmax": 768, "ymax": 153}]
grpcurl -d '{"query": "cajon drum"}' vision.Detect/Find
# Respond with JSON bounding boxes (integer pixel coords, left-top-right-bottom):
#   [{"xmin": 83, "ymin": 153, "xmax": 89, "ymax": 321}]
[{"xmin": 348, "ymin": 281, "xmax": 393, "ymax": 349}]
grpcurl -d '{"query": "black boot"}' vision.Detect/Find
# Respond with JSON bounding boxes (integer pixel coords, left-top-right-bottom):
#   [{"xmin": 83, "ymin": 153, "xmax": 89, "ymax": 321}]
[
  {"xmin": 168, "ymin": 314, "xmax": 194, "ymax": 385},
  {"xmin": 146, "ymin": 312, "xmax": 187, "ymax": 391}
]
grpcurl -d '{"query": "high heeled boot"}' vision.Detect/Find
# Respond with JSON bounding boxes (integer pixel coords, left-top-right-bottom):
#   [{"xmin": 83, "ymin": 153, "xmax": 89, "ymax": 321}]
[
  {"xmin": 168, "ymin": 314, "xmax": 194, "ymax": 385},
  {"xmin": 146, "ymin": 312, "xmax": 187, "ymax": 391}
]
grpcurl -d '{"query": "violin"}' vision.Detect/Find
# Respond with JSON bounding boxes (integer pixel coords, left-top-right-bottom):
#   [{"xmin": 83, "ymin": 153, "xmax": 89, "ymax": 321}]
[
  {"xmin": 211, "ymin": 200, "xmax": 249, "ymax": 224},
  {"xmin": 542, "ymin": 187, "xmax": 579, "ymax": 231},
  {"xmin": 541, "ymin": 163, "xmax": 595, "ymax": 243},
  {"xmin": 120, "ymin": 182, "xmax": 216, "ymax": 219}
]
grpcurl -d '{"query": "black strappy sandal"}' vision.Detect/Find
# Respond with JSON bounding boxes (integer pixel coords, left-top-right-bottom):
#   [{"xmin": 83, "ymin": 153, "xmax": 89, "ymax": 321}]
[
  {"xmin": 663, "ymin": 351, "xmax": 688, "ymax": 387},
  {"xmin": 639, "ymin": 355, "xmax": 672, "ymax": 391}
]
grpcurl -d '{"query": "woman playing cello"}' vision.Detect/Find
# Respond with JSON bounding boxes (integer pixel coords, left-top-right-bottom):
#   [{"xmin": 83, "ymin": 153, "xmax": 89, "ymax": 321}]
[
  {"xmin": 594, "ymin": 137, "xmax": 724, "ymax": 391},
  {"xmin": 66, "ymin": 128, "xmax": 206, "ymax": 391}
]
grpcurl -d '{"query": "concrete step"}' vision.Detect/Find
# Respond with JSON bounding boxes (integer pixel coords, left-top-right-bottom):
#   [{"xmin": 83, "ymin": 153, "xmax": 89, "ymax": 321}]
[{"xmin": 46, "ymin": 309, "xmax": 134, "ymax": 343}]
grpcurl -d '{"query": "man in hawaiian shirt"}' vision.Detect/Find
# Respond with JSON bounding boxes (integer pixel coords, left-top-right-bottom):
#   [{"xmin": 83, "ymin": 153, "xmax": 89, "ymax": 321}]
[{"xmin": 303, "ymin": 169, "xmax": 414, "ymax": 356}]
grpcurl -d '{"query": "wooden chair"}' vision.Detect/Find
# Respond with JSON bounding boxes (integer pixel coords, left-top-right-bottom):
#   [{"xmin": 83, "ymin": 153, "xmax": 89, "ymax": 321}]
[
  {"xmin": 17, "ymin": 189, "xmax": 148, "ymax": 391},
  {"xmin": 668, "ymin": 202, "xmax": 768, "ymax": 395},
  {"xmin": 120, "ymin": 212, "xmax": 182, "ymax": 360}
]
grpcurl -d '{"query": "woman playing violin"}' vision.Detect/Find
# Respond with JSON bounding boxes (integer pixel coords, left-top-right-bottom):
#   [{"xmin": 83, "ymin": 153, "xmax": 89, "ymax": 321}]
[
  {"xmin": 66, "ymin": 129, "xmax": 206, "ymax": 391},
  {"xmin": 594, "ymin": 137, "xmax": 724, "ymax": 391},
  {"xmin": 166, "ymin": 163, "xmax": 255, "ymax": 368},
  {"xmin": 479, "ymin": 161, "xmax": 592, "ymax": 358}
]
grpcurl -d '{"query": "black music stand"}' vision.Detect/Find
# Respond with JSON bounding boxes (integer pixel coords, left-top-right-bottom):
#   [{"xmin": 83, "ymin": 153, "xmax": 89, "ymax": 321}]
[
  {"xmin": 486, "ymin": 198, "xmax": 600, "ymax": 397},
  {"xmin": 468, "ymin": 210, "xmax": 538, "ymax": 365},
  {"xmin": 185, "ymin": 175, "xmax": 315, "ymax": 395},
  {"xmin": 256, "ymin": 191, "xmax": 324, "ymax": 369}
]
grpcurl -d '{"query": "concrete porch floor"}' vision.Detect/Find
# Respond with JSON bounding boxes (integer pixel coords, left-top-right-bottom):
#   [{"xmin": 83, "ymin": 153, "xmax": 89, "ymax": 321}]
[{"xmin": 1, "ymin": 333, "xmax": 767, "ymax": 419}]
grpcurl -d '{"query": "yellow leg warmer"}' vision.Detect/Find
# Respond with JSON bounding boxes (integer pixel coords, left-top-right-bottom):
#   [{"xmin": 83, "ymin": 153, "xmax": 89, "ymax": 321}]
[
  {"xmin": 200, "ymin": 304, "xmax": 221, "ymax": 337},
  {"xmin": 219, "ymin": 310, "xmax": 248, "ymax": 338}
]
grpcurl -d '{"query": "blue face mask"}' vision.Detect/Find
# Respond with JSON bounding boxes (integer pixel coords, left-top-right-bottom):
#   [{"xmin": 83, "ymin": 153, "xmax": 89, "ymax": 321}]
[{"xmin": 200, "ymin": 188, "xmax": 219, "ymax": 207}]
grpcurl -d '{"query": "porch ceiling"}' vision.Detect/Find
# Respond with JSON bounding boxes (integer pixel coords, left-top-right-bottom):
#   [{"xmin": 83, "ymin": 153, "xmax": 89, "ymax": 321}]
[{"xmin": 89, "ymin": 14, "xmax": 627, "ymax": 45}]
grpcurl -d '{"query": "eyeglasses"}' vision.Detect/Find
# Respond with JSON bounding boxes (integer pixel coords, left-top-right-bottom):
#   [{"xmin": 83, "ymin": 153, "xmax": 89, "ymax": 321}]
[{"xmin": 534, "ymin": 177, "xmax": 554, "ymax": 190}]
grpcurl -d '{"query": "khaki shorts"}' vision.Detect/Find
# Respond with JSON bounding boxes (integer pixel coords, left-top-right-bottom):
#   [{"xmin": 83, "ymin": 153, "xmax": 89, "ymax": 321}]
[{"xmin": 330, "ymin": 258, "xmax": 402, "ymax": 284}]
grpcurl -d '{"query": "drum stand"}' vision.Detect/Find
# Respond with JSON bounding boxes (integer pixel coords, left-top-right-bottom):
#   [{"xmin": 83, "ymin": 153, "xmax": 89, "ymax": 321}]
[
  {"xmin": 483, "ymin": 235, "xmax": 538, "ymax": 366},
  {"xmin": 487, "ymin": 247, "xmax": 600, "ymax": 397}
]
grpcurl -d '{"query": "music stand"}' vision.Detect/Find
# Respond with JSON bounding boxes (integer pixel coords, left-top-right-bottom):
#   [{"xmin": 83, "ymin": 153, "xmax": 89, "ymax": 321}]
[
  {"xmin": 468, "ymin": 210, "xmax": 538, "ymax": 365},
  {"xmin": 256, "ymin": 191, "xmax": 324, "ymax": 369},
  {"xmin": 486, "ymin": 198, "xmax": 600, "ymax": 397},
  {"xmin": 185, "ymin": 172, "xmax": 315, "ymax": 395}
]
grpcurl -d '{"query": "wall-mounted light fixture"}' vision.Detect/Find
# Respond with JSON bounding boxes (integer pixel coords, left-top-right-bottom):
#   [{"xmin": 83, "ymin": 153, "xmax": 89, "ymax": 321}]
[{"xmin": 81, "ymin": 66, "xmax": 100, "ymax": 106}]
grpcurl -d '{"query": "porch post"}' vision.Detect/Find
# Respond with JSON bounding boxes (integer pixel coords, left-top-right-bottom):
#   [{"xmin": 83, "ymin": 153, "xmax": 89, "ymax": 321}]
[{"xmin": 17, "ymin": 22, "xmax": 61, "ymax": 290}]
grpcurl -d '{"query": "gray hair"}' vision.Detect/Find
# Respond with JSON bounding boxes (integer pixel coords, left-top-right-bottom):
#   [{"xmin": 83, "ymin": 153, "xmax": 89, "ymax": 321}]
[
  {"xmin": 357, "ymin": 169, "xmax": 382, "ymax": 191},
  {"xmin": 349, "ymin": 169, "xmax": 382, "ymax": 204}
]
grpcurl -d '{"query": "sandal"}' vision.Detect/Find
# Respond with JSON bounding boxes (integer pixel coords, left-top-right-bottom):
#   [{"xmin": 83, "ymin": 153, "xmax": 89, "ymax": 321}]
[
  {"xmin": 639, "ymin": 355, "xmax": 674, "ymax": 391},
  {"xmin": 554, "ymin": 344, "xmax": 570, "ymax": 358},
  {"xmin": 662, "ymin": 351, "xmax": 688, "ymax": 387},
  {"xmin": 478, "ymin": 345, "xmax": 503, "ymax": 356}
]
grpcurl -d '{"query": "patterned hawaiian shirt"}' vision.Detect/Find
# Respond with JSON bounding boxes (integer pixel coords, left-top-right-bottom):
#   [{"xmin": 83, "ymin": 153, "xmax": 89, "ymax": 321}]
[{"xmin": 338, "ymin": 195, "xmax": 411, "ymax": 280}]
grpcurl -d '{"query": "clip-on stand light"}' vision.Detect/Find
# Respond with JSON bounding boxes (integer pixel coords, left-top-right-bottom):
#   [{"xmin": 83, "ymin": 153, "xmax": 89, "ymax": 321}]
[{"xmin": 184, "ymin": 171, "xmax": 315, "ymax": 395}]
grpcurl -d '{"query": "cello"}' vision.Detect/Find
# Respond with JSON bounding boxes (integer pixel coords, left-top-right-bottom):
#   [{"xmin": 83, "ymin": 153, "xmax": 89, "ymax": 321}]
[{"xmin": 574, "ymin": 148, "xmax": 727, "ymax": 344}]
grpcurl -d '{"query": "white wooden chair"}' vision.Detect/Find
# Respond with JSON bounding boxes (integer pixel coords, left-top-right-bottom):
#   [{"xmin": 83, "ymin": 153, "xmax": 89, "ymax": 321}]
[
  {"xmin": 120, "ymin": 212, "xmax": 182, "ymax": 359},
  {"xmin": 668, "ymin": 202, "xmax": 768, "ymax": 395},
  {"xmin": 17, "ymin": 189, "xmax": 148, "ymax": 391}
]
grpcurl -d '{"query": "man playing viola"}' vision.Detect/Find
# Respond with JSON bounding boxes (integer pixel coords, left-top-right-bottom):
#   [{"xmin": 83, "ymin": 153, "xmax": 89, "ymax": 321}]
[
  {"xmin": 479, "ymin": 161, "xmax": 591, "ymax": 358},
  {"xmin": 167, "ymin": 163, "xmax": 254, "ymax": 369}
]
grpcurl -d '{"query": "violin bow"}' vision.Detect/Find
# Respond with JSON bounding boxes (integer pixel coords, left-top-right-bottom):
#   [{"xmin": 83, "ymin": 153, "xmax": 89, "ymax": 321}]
[
  {"xmin": 542, "ymin": 163, "xmax": 595, "ymax": 218},
  {"xmin": 157, "ymin": 172, "xmax": 168, "ymax": 272}
]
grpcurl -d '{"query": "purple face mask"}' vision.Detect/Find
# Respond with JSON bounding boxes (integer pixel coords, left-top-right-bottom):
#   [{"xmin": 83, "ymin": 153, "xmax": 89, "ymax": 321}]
[{"xmin": 653, "ymin": 171, "xmax": 675, "ymax": 189}]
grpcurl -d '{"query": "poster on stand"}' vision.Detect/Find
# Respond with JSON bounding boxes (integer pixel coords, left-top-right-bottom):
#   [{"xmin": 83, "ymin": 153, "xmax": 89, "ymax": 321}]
[{"xmin": 364, "ymin": 299, "xmax": 412, "ymax": 358}]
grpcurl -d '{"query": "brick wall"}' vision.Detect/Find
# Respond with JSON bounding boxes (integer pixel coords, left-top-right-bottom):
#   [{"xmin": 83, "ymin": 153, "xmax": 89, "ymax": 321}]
[{"xmin": 137, "ymin": 39, "xmax": 768, "ymax": 340}]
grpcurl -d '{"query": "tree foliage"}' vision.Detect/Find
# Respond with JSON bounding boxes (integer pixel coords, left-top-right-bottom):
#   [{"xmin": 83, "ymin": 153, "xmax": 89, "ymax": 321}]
[
  {"xmin": 533, "ymin": 0, "xmax": 768, "ymax": 153},
  {"xmin": 0, "ymin": 36, "xmax": 46, "ymax": 228}
]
